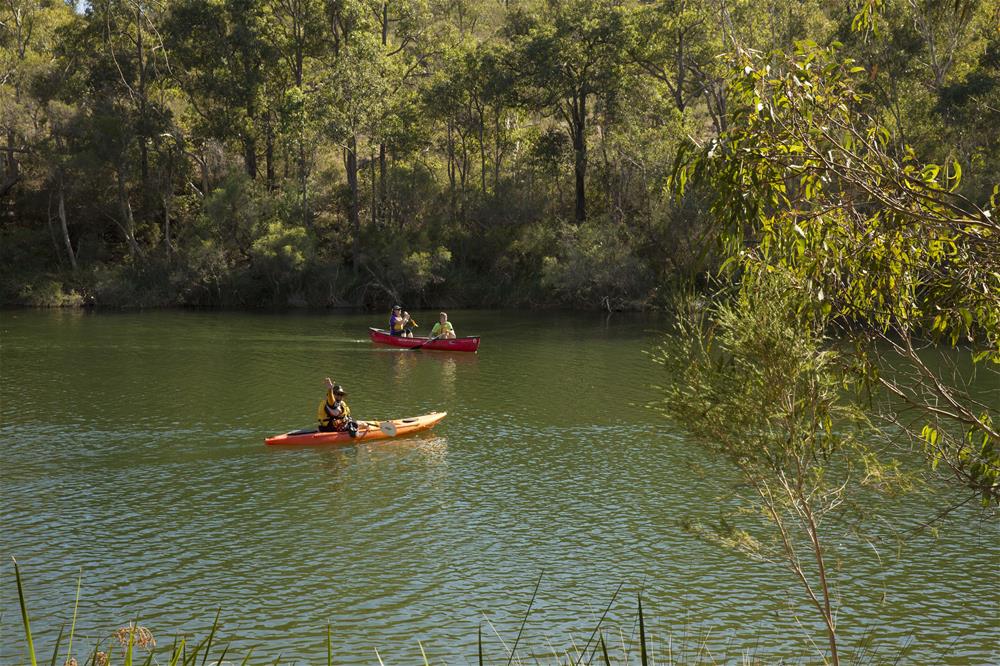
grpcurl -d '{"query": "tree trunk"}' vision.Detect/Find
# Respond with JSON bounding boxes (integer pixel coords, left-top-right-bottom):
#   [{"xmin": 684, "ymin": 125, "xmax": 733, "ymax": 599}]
[
  {"xmin": 378, "ymin": 2, "xmax": 388, "ymax": 227},
  {"xmin": 244, "ymin": 135, "xmax": 258, "ymax": 180},
  {"xmin": 117, "ymin": 164, "xmax": 141, "ymax": 257},
  {"xmin": 346, "ymin": 136, "xmax": 360, "ymax": 275},
  {"xmin": 199, "ymin": 149, "xmax": 210, "ymax": 196},
  {"xmin": 371, "ymin": 151, "xmax": 377, "ymax": 228},
  {"xmin": 137, "ymin": 1, "xmax": 149, "ymax": 197},
  {"xmin": 57, "ymin": 172, "xmax": 78, "ymax": 271},
  {"xmin": 675, "ymin": 28, "xmax": 686, "ymax": 112},
  {"xmin": 478, "ymin": 106, "xmax": 487, "ymax": 195},
  {"xmin": 6, "ymin": 129, "xmax": 19, "ymax": 183},
  {"xmin": 265, "ymin": 114, "xmax": 276, "ymax": 190},
  {"xmin": 493, "ymin": 109, "xmax": 503, "ymax": 190},
  {"xmin": 300, "ymin": 139, "xmax": 309, "ymax": 228},
  {"xmin": 572, "ymin": 93, "xmax": 587, "ymax": 223},
  {"xmin": 446, "ymin": 121, "xmax": 456, "ymax": 215},
  {"xmin": 379, "ymin": 142, "xmax": 387, "ymax": 225},
  {"xmin": 163, "ymin": 194, "xmax": 172, "ymax": 257}
]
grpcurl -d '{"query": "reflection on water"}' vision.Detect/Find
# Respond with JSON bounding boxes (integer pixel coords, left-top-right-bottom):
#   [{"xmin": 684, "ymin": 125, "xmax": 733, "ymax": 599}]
[
  {"xmin": 1, "ymin": 310, "xmax": 998, "ymax": 665},
  {"xmin": 439, "ymin": 357, "xmax": 457, "ymax": 397},
  {"xmin": 391, "ymin": 350, "xmax": 418, "ymax": 387}
]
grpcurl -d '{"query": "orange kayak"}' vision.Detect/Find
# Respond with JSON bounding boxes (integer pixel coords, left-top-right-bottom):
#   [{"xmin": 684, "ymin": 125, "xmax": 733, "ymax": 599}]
[{"xmin": 264, "ymin": 412, "xmax": 447, "ymax": 446}]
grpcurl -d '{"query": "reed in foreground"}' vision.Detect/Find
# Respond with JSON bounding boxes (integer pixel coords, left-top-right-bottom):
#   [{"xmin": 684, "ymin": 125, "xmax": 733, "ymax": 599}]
[{"xmin": 11, "ymin": 559, "xmax": 911, "ymax": 664}]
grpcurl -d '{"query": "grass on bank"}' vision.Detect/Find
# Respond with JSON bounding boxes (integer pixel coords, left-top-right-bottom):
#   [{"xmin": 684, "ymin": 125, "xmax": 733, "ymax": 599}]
[{"xmin": 11, "ymin": 558, "xmax": 909, "ymax": 665}]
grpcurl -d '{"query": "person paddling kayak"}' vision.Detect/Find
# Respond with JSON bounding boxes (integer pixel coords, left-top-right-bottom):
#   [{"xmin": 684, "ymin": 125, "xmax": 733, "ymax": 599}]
[{"xmin": 317, "ymin": 378, "xmax": 356, "ymax": 435}]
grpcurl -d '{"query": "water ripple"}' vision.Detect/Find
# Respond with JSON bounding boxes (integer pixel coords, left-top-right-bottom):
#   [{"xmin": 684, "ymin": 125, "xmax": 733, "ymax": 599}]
[{"xmin": 2, "ymin": 311, "xmax": 998, "ymax": 665}]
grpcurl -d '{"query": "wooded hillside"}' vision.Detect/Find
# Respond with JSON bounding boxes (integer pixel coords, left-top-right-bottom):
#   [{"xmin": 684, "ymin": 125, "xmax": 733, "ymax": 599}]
[{"xmin": 2, "ymin": 0, "xmax": 997, "ymax": 308}]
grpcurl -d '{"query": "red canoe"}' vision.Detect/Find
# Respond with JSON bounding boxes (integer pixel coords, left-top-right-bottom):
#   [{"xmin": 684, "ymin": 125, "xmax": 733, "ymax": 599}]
[{"xmin": 369, "ymin": 327, "xmax": 480, "ymax": 352}]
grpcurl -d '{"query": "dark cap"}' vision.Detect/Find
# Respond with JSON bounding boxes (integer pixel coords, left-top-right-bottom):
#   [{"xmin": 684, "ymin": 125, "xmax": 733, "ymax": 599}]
[
  {"xmin": 331, "ymin": 384, "xmax": 346, "ymax": 396},
  {"xmin": 392, "ymin": 304, "xmax": 401, "ymax": 310}
]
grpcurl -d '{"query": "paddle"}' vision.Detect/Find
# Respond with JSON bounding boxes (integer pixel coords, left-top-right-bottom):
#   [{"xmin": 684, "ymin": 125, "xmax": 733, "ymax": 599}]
[
  {"xmin": 407, "ymin": 334, "xmax": 441, "ymax": 351},
  {"xmin": 380, "ymin": 421, "xmax": 398, "ymax": 436}
]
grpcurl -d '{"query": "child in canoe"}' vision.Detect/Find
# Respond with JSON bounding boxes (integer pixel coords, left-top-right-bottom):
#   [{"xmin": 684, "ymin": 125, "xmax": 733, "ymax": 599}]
[{"xmin": 429, "ymin": 312, "xmax": 457, "ymax": 339}]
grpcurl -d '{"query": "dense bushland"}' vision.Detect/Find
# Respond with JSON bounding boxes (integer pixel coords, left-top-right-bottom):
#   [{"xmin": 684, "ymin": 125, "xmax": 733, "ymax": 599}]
[{"xmin": 3, "ymin": 0, "xmax": 997, "ymax": 310}]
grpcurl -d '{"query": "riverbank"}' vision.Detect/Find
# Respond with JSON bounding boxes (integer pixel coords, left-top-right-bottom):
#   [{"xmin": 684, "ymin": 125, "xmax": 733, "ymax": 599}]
[{"xmin": 3, "ymin": 260, "xmax": 669, "ymax": 311}]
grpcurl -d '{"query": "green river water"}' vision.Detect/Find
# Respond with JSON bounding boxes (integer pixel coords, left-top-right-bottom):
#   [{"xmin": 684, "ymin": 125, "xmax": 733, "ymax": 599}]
[{"xmin": 1, "ymin": 309, "xmax": 997, "ymax": 664}]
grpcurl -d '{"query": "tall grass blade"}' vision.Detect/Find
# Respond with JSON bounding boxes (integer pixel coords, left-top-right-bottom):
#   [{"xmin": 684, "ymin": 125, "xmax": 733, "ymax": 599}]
[
  {"xmin": 124, "ymin": 622, "xmax": 135, "ymax": 666},
  {"xmin": 238, "ymin": 647, "xmax": 254, "ymax": 666},
  {"xmin": 13, "ymin": 557, "xmax": 39, "ymax": 666},
  {"xmin": 419, "ymin": 640, "xmax": 430, "ymax": 665},
  {"xmin": 599, "ymin": 635, "xmax": 611, "ymax": 666},
  {"xmin": 66, "ymin": 571, "xmax": 82, "ymax": 665},
  {"xmin": 638, "ymin": 594, "xmax": 648, "ymax": 666},
  {"xmin": 506, "ymin": 571, "xmax": 543, "ymax": 666},
  {"xmin": 478, "ymin": 625, "xmax": 483, "ymax": 666},
  {"xmin": 213, "ymin": 644, "xmax": 229, "ymax": 666},
  {"xmin": 201, "ymin": 609, "xmax": 221, "ymax": 666},
  {"xmin": 48, "ymin": 625, "xmax": 65, "ymax": 666},
  {"xmin": 582, "ymin": 582, "xmax": 623, "ymax": 664},
  {"xmin": 142, "ymin": 650, "xmax": 155, "ymax": 666},
  {"xmin": 168, "ymin": 638, "xmax": 186, "ymax": 666},
  {"xmin": 374, "ymin": 647, "xmax": 385, "ymax": 666},
  {"xmin": 327, "ymin": 624, "xmax": 333, "ymax": 666},
  {"xmin": 182, "ymin": 641, "xmax": 201, "ymax": 666}
]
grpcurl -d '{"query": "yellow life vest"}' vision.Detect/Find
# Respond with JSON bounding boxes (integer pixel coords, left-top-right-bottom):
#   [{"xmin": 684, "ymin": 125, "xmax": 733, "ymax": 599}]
[{"xmin": 317, "ymin": 391, "xmax": 351, "ymax": 430}]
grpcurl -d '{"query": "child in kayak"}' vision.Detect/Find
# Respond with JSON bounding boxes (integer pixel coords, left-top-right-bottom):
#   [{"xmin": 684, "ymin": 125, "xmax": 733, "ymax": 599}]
[
  {"xmin": 430, "ymin": 312, "xmax": 456, "ymax": 339},
  {"xmin": 317, "ymin": 378, "xmax": 356, "ymax": 435}
]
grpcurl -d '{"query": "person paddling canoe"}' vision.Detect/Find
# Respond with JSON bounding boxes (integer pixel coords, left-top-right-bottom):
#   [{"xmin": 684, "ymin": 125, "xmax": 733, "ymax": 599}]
[
  {"xmin": 317, "ymin": 378, "xmax": 356, "ymax": 435},
  {"xmin": 389, "ymin": 305, "xmax": 417, "ymax": 337}
]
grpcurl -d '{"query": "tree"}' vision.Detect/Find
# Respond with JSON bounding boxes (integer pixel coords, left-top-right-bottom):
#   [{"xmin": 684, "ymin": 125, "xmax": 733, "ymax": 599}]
[
  {"xmin": 319, "ymin": 5, "xmax": 390, "ymax": 273},
  {"xmin": 673, "ymin": 42, "xmax": 1000, "ymax": 504},
  {"xmin": 652, "ymin": 272, "xmax": 876, "ymax": 665},
  {"xmin": 164, "ymin": 0, "xmax": 276, "ymax": 181},
  {"xmin": 1, "ymin": 0, "xmax": 77, "ymax": 263},
  {"xmin": 508, "ymin": 0, "xmax": 626, "ymax": 222}
]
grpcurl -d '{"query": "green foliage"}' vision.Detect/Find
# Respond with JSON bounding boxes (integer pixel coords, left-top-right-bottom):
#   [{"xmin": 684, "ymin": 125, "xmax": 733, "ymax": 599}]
[
  {"xmin": 16, "ymin": 278, "xmax": 85, "ymax": 307},
  {"xmin": 540, "ymin": 217, "xmax": 653, "ymax": 309},
  {"xmin": 674, "ymin": 41, "xmax": 1000, "ymax": 504},
  {"xmin": 1, "ymin": 0, "xmax": 997, "ymax": 320},
  {"xmin": 651, "ymin": 270, "xmax": 882, "ymax": 663},
  {"xmin": 401, "ymin": 246, "xmax": 452, "ymax": 295}
]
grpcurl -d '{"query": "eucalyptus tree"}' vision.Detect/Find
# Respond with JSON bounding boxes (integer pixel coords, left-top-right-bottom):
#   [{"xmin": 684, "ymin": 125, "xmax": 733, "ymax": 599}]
[
  {"xmin": 369, "ymin": 0, "xmax": 431, "ymax": 221},
  {"xmin": 458, "ymin": 41, "xmax": 517, "ymax": 197},
  {"xmin": 164, "ymin": 0, "xmax": 277, "ymax": 182},
  {"xmin": 673, "ymin": 43, "xmax": 1000, "ymax": 505},
  {"xmin": 270, "ymin": 0, "xmax": 324, "ymax": 215},
  {"xmin": 507, "ymin": 0, "xmax": 627, "ymax": 222},
  {"xmin": 622, "ymin": 0, "xmax": 717, "ymax": 116},
  {"xmin": 653, "ymin": 272, "xmax": 875, "ymax": 666},
  {"xmin": 319, "ymin": 0, "xmax": 391, "ymax": 272},
  {"xmin": 0, "ymin": 0, "xmax": 77, "ymax": 266},
  {"xmin": 43, "ymin": 0, "xmax": 174, "ymax": 259}
]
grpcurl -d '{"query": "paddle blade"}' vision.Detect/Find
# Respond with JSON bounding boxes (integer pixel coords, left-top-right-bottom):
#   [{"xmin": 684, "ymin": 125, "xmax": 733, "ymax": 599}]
[{"xmin": 380, "ymin": 421, "xmax": 398, "ymax": 437}]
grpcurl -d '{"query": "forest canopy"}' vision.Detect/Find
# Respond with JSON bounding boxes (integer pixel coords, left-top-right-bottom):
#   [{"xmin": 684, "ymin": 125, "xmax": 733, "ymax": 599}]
[{"xmin": 1, "ymin": 0, "xmax": 998, "ymax": 309}]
